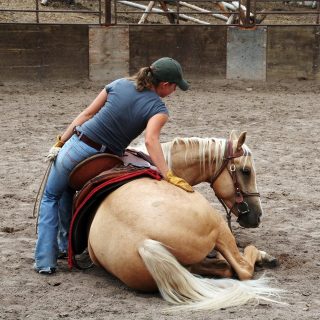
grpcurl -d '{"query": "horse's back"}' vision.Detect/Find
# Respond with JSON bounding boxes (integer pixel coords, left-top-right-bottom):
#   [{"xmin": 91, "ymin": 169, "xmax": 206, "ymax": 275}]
[{"xmin": 88, "ymin": 178, "xmax": 222, "ymax": 291}]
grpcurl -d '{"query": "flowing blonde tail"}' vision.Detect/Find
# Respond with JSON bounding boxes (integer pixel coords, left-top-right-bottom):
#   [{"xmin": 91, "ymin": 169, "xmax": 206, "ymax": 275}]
[{"xmin": 138, "ymin": 239, "xmax": 284, "ymax": 311}]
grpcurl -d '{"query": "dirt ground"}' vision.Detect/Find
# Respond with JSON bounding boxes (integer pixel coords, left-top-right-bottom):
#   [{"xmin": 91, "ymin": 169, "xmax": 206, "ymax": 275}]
[{"xmin": 0, "ymin": 77, "xmax": 319, "ymax": 319}]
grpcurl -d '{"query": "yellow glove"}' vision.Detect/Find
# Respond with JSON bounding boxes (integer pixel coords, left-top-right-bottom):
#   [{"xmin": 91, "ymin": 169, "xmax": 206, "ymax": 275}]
[
  {"xmin": 53, "ymin": 135, "xmax": 65, "ymax": 148},
  {"xmin": 46, "ymin": 135, "xmax": 64, "ymax": 161},
  {"xmin": 166, "ymin": 170, "xmax": 194, "ymax": 193}
]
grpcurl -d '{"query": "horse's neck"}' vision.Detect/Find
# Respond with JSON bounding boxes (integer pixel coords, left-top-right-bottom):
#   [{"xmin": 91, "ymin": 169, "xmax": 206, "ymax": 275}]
[{"xmin": 162, "ymin": 138, "xmax": 223, "ymax": 186}]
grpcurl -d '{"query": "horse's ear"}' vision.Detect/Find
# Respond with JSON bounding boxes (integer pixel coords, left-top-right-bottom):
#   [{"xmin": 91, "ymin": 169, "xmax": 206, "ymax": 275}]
[
  {"xmin": 236, "ymin": 131, "xmax": 247, "ymax": 151},
  {"xmin": 229, "ymin": 130, "xmax": 238, "ymax": 140}
]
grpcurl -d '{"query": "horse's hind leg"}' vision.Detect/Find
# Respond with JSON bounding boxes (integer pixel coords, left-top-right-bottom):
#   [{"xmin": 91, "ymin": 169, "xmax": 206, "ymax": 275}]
[
  {"xmin": 189, "ymin": 251, "xmax": 233, "ymax": 278},
  {"xmin": 215, "ymin": 221, "xmax": 264, "ymax": 280}
]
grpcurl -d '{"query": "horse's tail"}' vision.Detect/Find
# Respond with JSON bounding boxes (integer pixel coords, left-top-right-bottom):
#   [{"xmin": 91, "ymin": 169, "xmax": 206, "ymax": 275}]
[{"xmin": 138, "ymin": 239, "xmax": 283, "ymax": 311}]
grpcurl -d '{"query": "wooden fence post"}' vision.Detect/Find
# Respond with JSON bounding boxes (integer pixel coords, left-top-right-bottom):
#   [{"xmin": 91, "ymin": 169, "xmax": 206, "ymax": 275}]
[{"xmin": 105, "ymin": 0, "xmax": 112, "ymax": 25}]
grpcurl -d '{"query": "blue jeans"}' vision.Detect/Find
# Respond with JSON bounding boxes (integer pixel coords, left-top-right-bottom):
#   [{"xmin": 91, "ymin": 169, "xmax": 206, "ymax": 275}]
[{"xmin": 34, "ymin": 134, "xmax": 98, "ymax": 271}]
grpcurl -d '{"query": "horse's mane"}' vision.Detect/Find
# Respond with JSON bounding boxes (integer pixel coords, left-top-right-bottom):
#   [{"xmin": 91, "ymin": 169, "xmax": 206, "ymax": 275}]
[{"xmin": 161, "ymin": 137, "xmax": 252, "ymax": 174}]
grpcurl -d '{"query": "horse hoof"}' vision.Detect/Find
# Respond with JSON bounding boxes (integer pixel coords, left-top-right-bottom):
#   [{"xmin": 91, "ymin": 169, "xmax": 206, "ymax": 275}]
[
  {"xmin": 263, "ymin": 257, "xmax": 279, "ymax": 268},
  {"xmin": 258, "ymin": 251, "xmax": 279, "ymax": 268}
]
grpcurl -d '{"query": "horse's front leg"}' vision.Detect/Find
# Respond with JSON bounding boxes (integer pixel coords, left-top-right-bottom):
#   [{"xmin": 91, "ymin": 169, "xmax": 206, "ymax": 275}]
[
  {"xmin": 189, "ymin": 251, "xmax": 233, "ymax": 278},
  {"xmin": 215, "ymin": 221, "xmax": 268, "ymax": 280}
]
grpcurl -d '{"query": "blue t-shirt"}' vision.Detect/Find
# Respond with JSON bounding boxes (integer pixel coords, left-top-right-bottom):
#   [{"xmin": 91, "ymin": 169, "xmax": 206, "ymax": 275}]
[{"xmin": 80, "ymin": 78, "xmax": 168, "ymax": 156}]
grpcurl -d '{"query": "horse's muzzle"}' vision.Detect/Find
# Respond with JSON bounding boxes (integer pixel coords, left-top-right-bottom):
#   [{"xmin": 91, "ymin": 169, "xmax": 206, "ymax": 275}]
[{"xmin": 237, "ymin": 210, "xmax": 261, "ymax": 228}]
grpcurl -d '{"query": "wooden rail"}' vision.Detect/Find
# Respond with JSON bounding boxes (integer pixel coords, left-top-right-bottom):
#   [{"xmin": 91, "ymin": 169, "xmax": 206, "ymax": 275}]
[{"xmin": 0, "ymin": 0, "xmax": 319, "ymax": 26}]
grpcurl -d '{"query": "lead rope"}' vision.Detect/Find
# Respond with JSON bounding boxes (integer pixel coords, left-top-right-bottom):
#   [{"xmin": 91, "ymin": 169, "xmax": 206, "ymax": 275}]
[
  {"xmin": 32, "ymin": 160, "xmax": 53, "ymax": 234},
  {"xmin": 216, "ymin": 197, "xmax": 233, "ymax": 232}
]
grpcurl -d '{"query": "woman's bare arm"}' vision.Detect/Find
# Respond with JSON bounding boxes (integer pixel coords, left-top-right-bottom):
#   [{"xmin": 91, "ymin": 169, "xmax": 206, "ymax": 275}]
[
  {"xmin": 60, "ymin": 89, "xmax": 108, "ymax": 143},
  {"xmin": 144, "ymin": 113, "xmax": 169, "ymax": 177}
]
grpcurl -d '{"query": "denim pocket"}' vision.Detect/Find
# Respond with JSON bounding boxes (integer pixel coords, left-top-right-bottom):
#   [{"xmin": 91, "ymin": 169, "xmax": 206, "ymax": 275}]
[{"xmin": 59, "ymin": 138, "xmax": 97, "ymax": 172}]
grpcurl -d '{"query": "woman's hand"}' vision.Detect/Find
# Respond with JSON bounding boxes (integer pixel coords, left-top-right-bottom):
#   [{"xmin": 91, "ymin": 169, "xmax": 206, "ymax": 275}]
[
  {"xmin": 46, "ymin": 135, "xmax": 64, "ymax": 161},
  {"xmin": 165, "ymin": 170, "xmax": 194, "ymax": 192}
]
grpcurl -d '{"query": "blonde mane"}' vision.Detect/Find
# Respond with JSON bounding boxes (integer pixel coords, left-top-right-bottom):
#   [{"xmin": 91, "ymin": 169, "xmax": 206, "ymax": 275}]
[{"xmin": 161, "ymin": 137, "xmax": 252, "ymax": 175}]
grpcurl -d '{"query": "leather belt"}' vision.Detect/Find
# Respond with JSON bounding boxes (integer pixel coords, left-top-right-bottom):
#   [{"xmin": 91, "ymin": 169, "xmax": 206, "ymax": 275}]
[{"xmin": 73, "ymin": 129, "xmax": 103, "ymax": 151}]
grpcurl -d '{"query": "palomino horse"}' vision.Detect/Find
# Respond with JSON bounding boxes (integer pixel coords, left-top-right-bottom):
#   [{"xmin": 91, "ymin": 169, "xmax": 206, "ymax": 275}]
[{"xmin": 87, "ymin": 132, "xmax": 281, "ymax": 311}]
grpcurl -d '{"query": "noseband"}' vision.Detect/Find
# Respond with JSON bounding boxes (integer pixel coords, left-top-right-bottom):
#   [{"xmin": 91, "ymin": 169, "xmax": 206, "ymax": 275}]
[{"xmin": 210, "ymin": 140, "xmax": 260, "ymax": 231}]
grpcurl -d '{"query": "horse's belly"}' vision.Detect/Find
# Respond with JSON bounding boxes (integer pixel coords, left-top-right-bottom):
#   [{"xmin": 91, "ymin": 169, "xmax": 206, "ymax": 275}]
[{"xmin": 88, "ymin": 178, "xmax": 221, "ymax": 291}]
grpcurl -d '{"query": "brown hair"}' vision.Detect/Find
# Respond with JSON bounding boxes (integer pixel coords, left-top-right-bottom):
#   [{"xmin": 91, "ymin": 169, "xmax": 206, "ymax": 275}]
[{"xmin": 127, "ymin": 66, "xmax": 160, "ymax": 92}]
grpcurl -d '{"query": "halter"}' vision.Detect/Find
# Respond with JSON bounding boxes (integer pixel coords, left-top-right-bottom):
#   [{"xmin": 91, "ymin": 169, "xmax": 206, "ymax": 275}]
[{"xmin": 210, "ymin": 140, "xmax": 260, "ymax": 231}]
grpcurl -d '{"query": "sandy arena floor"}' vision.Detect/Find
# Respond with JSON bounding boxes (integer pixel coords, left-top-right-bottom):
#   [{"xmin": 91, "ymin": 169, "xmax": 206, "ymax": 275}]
[{"xmin": 0, "ymin": 78, "xmax": 319, "ymax": 319}]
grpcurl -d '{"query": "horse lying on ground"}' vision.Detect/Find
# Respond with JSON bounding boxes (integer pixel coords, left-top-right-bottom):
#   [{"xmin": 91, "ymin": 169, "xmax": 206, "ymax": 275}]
[{"xmin": 83, "ymin": 131, "xmax": 282, "ymax": 311}]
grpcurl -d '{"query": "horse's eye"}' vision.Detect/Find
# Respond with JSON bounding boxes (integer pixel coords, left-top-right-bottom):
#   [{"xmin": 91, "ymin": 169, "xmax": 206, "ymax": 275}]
[{"xmin": 241, "ymin": 168, "xmax": 251, "ymax": 175}]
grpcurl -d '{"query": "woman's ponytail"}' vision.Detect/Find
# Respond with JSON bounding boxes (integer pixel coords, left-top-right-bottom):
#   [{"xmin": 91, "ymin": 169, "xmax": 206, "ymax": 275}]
[{"xmin": 127, "ymin": 66, "xmax": 159, "ymax": 92}]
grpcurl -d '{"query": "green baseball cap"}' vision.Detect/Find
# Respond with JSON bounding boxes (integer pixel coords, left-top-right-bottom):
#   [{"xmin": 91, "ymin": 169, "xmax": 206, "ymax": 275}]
[{"xmin": 151, "ymin": 57, "xmax": 189, "ymax": 91}]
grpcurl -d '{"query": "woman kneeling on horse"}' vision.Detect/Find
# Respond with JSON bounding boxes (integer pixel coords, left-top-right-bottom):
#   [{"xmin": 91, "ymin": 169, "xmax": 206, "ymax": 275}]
[{"xmin": 34, "ymin": 57, "xmax": 194, "ymax": 274}]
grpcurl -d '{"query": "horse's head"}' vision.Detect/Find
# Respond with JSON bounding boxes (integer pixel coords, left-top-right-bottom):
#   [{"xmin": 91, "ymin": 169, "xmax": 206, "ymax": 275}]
[
  {"xmin": 161, "ymin": 133, "xmax": 262, "ymax": 228},
  {"xmin": 211, "ymin": 132, "xmax": 262, "ymax": 228}
]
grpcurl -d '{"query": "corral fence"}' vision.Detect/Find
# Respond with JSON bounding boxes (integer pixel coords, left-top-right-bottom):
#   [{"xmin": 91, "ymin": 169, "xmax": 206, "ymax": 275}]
[
  {"xmin": 0, "ymin": 0, "xmax": 320, "ymax": 26},
  {"xmin": 1, "ymin": 1, "xmax": 320, "ymax": 82}
]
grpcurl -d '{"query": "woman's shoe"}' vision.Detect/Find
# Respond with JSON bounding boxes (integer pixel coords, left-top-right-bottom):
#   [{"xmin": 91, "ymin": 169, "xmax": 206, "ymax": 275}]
[
  {"xmin": 38, "ymin": 268, "xmax": 56, "ymax": 275},
  {"xmin": 34, "ymin": 264, "xmax": 56, "ymax": 275}
]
